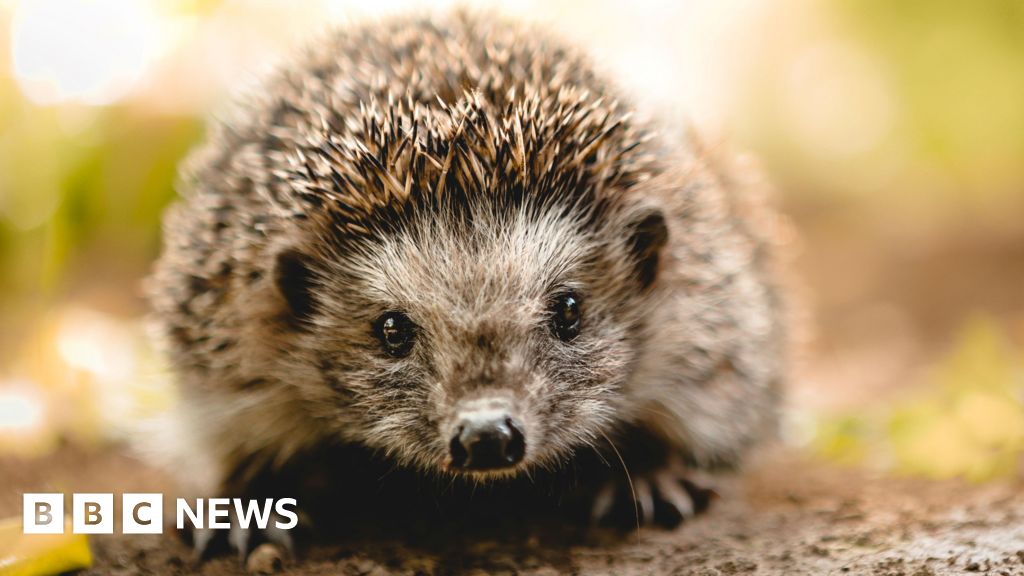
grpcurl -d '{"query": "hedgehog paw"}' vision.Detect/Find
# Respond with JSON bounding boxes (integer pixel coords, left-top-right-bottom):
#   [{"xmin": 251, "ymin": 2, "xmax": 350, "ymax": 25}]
[
  {"xmin": 590, "ymin": 463, "xmax": 716, "ymax": 529},
  {"xmin": 185, "ymin": 509, "xmax": 304, "ymax": 568}
]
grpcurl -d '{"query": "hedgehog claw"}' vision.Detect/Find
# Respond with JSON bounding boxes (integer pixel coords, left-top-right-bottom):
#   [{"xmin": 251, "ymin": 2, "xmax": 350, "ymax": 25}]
[
  {"xmin": 590, "ymin": 463, "xmax": 716, "ymax": 529},
  {"xmin": 228, "ymin": 521, "xmax": 252, "ymax": 563},
  {"xmin": 189, "ymin": 526, "xmax": 219, "ymax": 565},
  {"xmin": 183, "ymin": 509, "xmax": 301, "ymax": 565},
  {"xmin": 230, "ymin": 512, "xmax": 298, "ymax": 564},
  {"xmin": 261, "ymin": 523, "xmax": 295, "ymax": 557}
]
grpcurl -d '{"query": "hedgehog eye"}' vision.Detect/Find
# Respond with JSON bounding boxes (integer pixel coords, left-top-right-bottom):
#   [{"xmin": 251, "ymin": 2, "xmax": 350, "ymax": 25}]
[
  {"xmin": 549, "ymin": 292, "xmax": 582, "ymax": 342},
  {"xmin": 374, "ymin": 311, "xmax": 417, "ymax": 357}
]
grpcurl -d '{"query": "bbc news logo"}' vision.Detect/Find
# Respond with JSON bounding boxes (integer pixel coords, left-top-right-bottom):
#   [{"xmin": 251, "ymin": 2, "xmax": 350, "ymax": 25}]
[{"xmin": 23, "ymin": 494, "xmax": 298, "ymax": 534}]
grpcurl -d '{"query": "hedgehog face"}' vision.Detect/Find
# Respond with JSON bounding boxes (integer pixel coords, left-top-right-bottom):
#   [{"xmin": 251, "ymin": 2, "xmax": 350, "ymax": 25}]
[{"xmin": 276, "ymin": 199, "xmax": 668, "ymax": 478}]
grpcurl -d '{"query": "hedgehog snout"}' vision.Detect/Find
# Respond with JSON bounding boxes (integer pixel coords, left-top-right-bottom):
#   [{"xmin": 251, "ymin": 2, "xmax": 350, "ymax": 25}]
[{"xmin": 447, "ymin": 399, "xmax": 526, "ymax": 471}]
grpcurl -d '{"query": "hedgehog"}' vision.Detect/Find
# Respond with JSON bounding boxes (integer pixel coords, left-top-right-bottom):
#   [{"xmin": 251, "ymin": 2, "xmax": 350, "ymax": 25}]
[{"xmin": 145, "ymin": 10, "xmax": 787, "ymax": 561}]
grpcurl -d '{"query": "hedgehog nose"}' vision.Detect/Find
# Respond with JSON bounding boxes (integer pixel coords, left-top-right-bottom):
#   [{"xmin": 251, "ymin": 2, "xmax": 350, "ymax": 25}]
[{"xmin": 449, "ymin": 414, "xmax": 525, "ymax": 470}]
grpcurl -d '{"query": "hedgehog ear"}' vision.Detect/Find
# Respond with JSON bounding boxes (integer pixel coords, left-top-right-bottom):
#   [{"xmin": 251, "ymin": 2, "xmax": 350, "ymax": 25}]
[
  {"xmin": 626, "ymin": 209, "xmax": 669, "ymax": 289},
  {"xmin": 274, "ymin": 248, "xmax": 317, "ymax": 327}
]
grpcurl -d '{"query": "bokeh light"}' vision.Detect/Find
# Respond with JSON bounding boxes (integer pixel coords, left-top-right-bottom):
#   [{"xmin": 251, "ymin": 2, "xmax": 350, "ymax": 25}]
[
  {"xmin": 0, "ymin": 0, "xmax": 1021, "ymax": 481},
  {"xmin": 11, "ymin": 0, "xmax": 180, "ymax": 106},
  {"xmin": 0, "ymin": 381, "xmax": 45, "ymax": 433},
  {"xmin": 0, "ymin": 379, "xmax": 51, "ymax": 455}
]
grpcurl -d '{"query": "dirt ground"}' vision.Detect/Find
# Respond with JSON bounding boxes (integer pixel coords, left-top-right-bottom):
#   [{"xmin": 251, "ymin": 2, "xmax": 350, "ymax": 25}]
[
  {"xmin": 4, "ymin": 208, "xmax": 1024, "ymax": 576},
  {"xmin": 3, "ymin": 446, "xmax": 1023, "ymax": 576}
]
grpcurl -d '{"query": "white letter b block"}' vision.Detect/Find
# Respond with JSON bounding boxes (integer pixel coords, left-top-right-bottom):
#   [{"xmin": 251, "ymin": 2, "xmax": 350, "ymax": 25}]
[
  {"xmin": 73, "ymin": 493, "xmax": 113, "ymax": 534},
  {"xmin": 23, "ymin": 493, "xmax": 63, "ymax": 534}
]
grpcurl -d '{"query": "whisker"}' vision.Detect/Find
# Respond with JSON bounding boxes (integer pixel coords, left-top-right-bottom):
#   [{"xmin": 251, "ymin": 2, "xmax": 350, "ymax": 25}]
[
  {"xmin": 587, "ymin": 440, "xmax": 611, "ymax": 469},
  {"xmin": 640, "ymin": 406, "xmax": 677, "ymax": 422},
  {"xmin": 377, "ymin": 463, "xmax": 399, "ymax": 482},
  {"xmin": 599, "ymin": 430, "xmax": 640, "ymax": 534},
  {"xmin": 523, "ymin": 465, "xmax": 535, "ymax": 484}
]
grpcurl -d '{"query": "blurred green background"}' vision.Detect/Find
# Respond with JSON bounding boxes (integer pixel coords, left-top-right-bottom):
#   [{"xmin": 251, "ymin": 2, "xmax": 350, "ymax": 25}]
[{"xmin": 0, "ymin": 0, "xmax": 1021, "ymax": 480}]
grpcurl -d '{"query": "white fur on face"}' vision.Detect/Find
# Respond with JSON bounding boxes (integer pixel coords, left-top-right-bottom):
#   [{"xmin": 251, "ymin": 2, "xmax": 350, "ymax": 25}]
[{"xmin": 311, "ymin": 202, "xmax": 638, "ymax": 476}]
